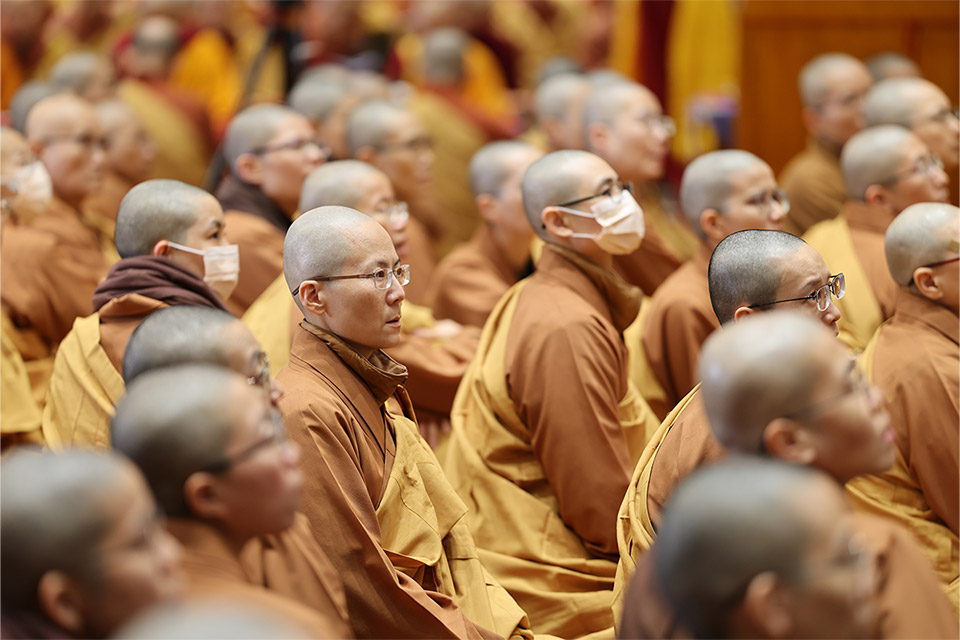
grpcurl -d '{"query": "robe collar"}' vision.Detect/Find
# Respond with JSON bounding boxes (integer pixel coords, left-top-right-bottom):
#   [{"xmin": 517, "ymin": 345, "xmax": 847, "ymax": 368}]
[
  {"xmin": 165, "ymin": 518, "xmax": 249, "ymax": 582},
  {"xmin": 539, "ymin": 244, "xmax": 643, "ymax": 332},
  {"xmin": 299, "ymin": 321, "xmax": 408, "ymax": 405},
  {"xmin": 892, "ymin": 288, "xmax": 959, "ymax": 346}
]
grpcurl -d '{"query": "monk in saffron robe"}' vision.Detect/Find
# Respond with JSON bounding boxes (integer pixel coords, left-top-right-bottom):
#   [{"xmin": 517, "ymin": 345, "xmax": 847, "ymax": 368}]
[
  {"xmin": 584, "ymin": 80, "xmax": 699, "ymax": 295},
  {"xmin": 638, "ymin": 150, "xmax": 788, "ymax": 420},
  {"xmin": 443, "ymin": 150, "xmax": 659, "ymax": 638},
  {"xmin": 111, "ymin": 365, "xmax": 354, "ymax": 638},
  {"xmin": 804, "ymin": 125, "xmax": 949, "ymax": 352},
  {"xmin": 780, "ymin": 54, "xmax": 872, "ymax": 236},
  {"xmin": 276, "ymin": 206, "xmax": 530, "ymax": 639},
  {"xmin": 621, "ymin": 312, "xmax": 958, "ymax": 639},
  {"xmin": 41, "ymin": 180, "xmax": 235, "ymax": 449},
  {"xmin": 217, "ymin": 105, "xmax": 327, "ymax": 316},
  {"xmin": 0, "ymin": 449, "xmax": 183, "ymax": 639},
  {"xmin": 846, "ymin": 203, "xmax": 960, "ymax": 610},
  {"xmin": 428, "ymin": 141, "xmax": 542, "ymax": 327}
]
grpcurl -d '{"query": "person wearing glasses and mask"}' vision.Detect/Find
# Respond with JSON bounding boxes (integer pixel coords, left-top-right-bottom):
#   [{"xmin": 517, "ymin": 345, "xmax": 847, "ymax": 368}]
[
  {"xmin": 847, "ymin": 203, "xmax": 960, "ymax": 611},
  {"xmin": 621, "ymin": 312, "xmax": 957, "ymax": 639},
  {"xmin": 111, "ymin": 365, "xmax": 354, "ymax": 639},
  {"xmin": 804, "ymin": 125, "xmax": 949, "ymax": 352},
  {"xmin": 617, "ymin": 229, "xmax": 844, "ymax": 608},
  {"xmin": 637, "ymin": 149, "xmax": 790, "ymax": 421},
  {"xmin": 583, "ymin": 80, "xmax": 699, "ymax": 295},
  {"xmin": 780, "ymin": 53, "xmax": 873, "ymax": 236},
  {"xmin": 217, "ymin": 104, "xmax": 329, "ymax": 316},
  {"xmin": 41, "ymin": 179, "xmax": 237, "ymax": 450},
  {"xmin": 277, "ymin": 206, "xmax": 531, "ymax": 640},
  {"xmin": 441, "ymin": 150, "xmax": 657, "ymax": 638}
]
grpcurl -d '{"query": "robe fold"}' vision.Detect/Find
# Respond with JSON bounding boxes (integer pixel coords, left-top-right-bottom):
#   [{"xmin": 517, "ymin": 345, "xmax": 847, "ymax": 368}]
[
  {"xmin": 804, "ymin": 201, "xmax": 898, "ymax": 352},
  {"xmin": 442, "ymin": 245, "xmax": 659, "ymax": 638},
  {"xmin": 0, "ymin": 309, "xmax": 43, "ymax": 450},
  {"xmin": 846, "ymin": 290, "xmax": 960, "ymax": 609},
  {"xmin": 638, "ymin": 246, "xmax": 719, "ymax": 420},
  {"xmin": 780, "ymin": 138, "xmax": 846, "ymax": 236},
  {"xmin": 276, "ymin": 322, "xmax": 528, "ymax": 639}
]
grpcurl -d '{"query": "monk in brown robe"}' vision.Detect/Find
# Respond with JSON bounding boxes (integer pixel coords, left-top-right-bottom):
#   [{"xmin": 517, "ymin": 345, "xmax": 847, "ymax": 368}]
[
  {"xmin": 218, "ymin": 105, "xmax": 328, "ymax": 316},
  {"xmin": 864, "ymin": 77, "xmax": 960, "ymax": 204},
  {"xmin": 427, "ymin": 141, "xmax": 542, "ymax": 327},
  {"xmin": 804, "ymin": 125, "xmax": 950, "ymax": 351},
  {"xmin": 277, "ymin": 206, "xmax": 530, "ymax": 639},
  {"xmin": 444, "ymin": 150, "xmax": 660, "ymax": 637},
  {"xmin": 532, "ymin": 72, "xmax": 590, "ymax": 152},
  {"xmin": 346, "ymin": 99, "xmax": 438, "ymax": 301},
  {"xmin": 111, "ymin": 365, "xmax": 354, "ymax": 638},
  {"xmin": 780, "ymin": 53, "xmax": 873, "ymax": 235},
  {"xmin": 846, "ymin": 203, "xmax": 960, "ymax": 609},
  {"xmin": 584, "ymin": 80, "xmax": 699, "ymax": 294},
  {"xmin": 41, "ymin": 179, "xmax": 236, "ymax": 449},
  {"xmin": 639, "ymin": 150, "xmax": 789, "ymax": 419},
  {"xmin": 622, "ymin": 312, "xmax": 958, "ymax": 639},
  {"xmin": 0, "ymin": 449, "xmax": 183, "ymax": 639}
]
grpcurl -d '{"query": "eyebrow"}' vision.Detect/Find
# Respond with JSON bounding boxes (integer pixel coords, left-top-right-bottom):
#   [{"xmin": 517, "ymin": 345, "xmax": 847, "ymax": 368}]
[
  {"xmin": 205, "ymin": 218, "xmax": 224, "ymax": 233},
  {"xmin": 593, "ymin": 176, "xmax": 615, "ymax": 192}
]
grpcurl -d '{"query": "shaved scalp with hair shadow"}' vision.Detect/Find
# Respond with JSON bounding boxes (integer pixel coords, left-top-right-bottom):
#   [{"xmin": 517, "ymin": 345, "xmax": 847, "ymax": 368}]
[
  {"xmin": 679, "ymin": 150, "xmax": 767, "ymax": 239},
  {"xmin": 49, "ymin": 52, "xmax": 112, "ymax": 95},
  {"xmin": 840, "ymin": 125, "xmax": 914, "ymax": 200},
  {"xmin": 287, "ymin": 78, "xmax": 347, "ymax": 126},
  {"xmin": 534, "ymin": 72, "xmax": 587, "ymax": 122},
  {"xmin": 9, "ymin": 81, "xmax": 61, "ymax": 134},
  {"xmin": 521, "ymin": 149, "xmax": 601, "ymax": 239},
  {"xmin": 344, "ymin": 100, "xmax": 405, "ymax": 157},
  {"xmin": 864, "ymin": 78, "xmax": 941, "ymax": 128},
  {"xmin": 222, "ymin": 104, "xmax": 302, "ymax": 173},
  {"xmin": 111, "ymin": 365, "xmax": 243, "ymax": 518},
  {"xmin": 708, "ymin": 229, "xmax": 809, "ymax": 324},
  {"xmin": 582, "ymin": 81, "xmax": 654, "ymax": 148},
  {"xmin": 1, "ymin": 449, "xmax": 131, "ymax": 608},
  {"xmin": 798, "ymin": 53, "xmax": 864, "ymax": 107},
  {"xmin": 885, "ymin": 202, "xmax": 960, "ymax": 286},
  {"xmin": 651, "ymin": 459, "xmax": 821, "ymax": 639},
  {"xmin": 469, "ymin": 140, "xmax": 539, "ymax": 197},
  {"xmin": 122, "ymin": 305, "xmax": 241, "ymax": 383},
  {"xmin": 299, "ymin": 160, "xmax": 383, "ymax": 211},
  {"xmin": 114, "ymin": 179, "xmax": 212, "ymax": 258}
]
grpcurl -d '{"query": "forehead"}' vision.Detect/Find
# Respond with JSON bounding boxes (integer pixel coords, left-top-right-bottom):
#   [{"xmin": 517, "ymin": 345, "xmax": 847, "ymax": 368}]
[
  {"xmin": 823, "ymin": 62, "xmax": 872, "ymax": 93},
  {"xmin": 345, "ymin": 219, "xmax": 398, "ymax": 266},
  {"xmin": 726, "ymin": 162, "xmax": 776, "ymax": 194},
  {"xmin": 268, "ymin": 114, "xmax": 315, "ymax": 142},
  {"xmin": 574, "ymin": 154, "xmax": 618, "ymax": 189},
  {"xmin": 896, "ymin": 134, "xmax": 930, "ymax": 164},
  {"xmin": 619, "ymin": 86, "xmax": 661, "ymax": 115},
  {"xmin": 357, "ymin": 169, "xmax": 394, "ymax": 196},
  {"xmin": 384, "ymin": 111, "xmax": 425, "ymax": 140},
  {"xmin": 189, "ymin": 194, "xmax": 224, "ymax": 225},
  {"xmin": 42, "ymin": 101, "xmax": 100, "ymax": 136},
  {"xmin": 774, "ymin": 243, "xmax": 829, "ymax": 294}
]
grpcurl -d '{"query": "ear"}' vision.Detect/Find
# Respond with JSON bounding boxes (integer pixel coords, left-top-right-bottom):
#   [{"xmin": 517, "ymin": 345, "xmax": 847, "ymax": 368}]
[
  {"xmin": 699, "ymin": 208, "xmax": 725, "ymax": 245},
  {"xmin": 37, "ymin": 571, "xmax": 85, "ymax": 634},
  {"xmin": 297, "ymin": 281, "xmax": 327, "ymax": 317},
  {"xmin": 28, "ymin": 139, "xmax": 45, "ymax": 158},
  {"xmin": 741, "ymin": 572, "xmax": 793, "ymax": 639},
  {"xmin": 354, "ymin": 145, "xmax": 376, "ymax": 163},
  {"xmin": 541, "ymin": 206, "xmax": 572, "ymax": 239},
  {"xmin": 585, "ymin": 121, "xmax": 607, "ymax": 154},
  {"xmin": 152, "ymin": 239, "xmax": 171, "ymax": 257},
  {"xmin": 233, "ymin": 152, "xmax": 263, "ymax": 185},
  {"xmin": 475, "ymin": 193, "xmax": 499, "ymax": 225},
  {"xmin": 912, "ymin": 267, "xmax": 943, "ymax": 301},
  {"xmin": 183, "ymin": 472, "xmax": 228, "ymax": 520},
  {"xmin": 763, "ymin": 417, "xmax": 816, "ymax": 465},
  {"xmin": 863, "ymin": 184, "xmax": 890, "ymax": 208},
  {"xmin": 733, "ymin": 305, "xmax": 757, "ymax": 323}
]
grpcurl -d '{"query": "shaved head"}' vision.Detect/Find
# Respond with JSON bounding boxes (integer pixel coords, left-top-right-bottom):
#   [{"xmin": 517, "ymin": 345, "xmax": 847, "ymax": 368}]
[
  {"xmin": 49, "ymin": 51, "xmax": 115, "ymax": 101},
  {"xmin": 111, "ymin": 365, "xmax": 243, "ymax": 517},
  {"xmin": 222, "ymin": 104, "xmax": 304, "ymax": 173},
  {"xmin": 288, "ymin": 77, "xmax": 347, "ymax": 126},
  {"xmin": 118, "ymin": 601, "xmax": 310, "ymax": 640},
  {"xmin": 535, "ymin": 72, "xmax": 588, "ymax": 122},
  {"xmin": 864, "ymin": 78, "xmax": 946, "ymax": 128},
  {"xmin": 708, "ymin": 229, "xmax": 809, "ymax": 323},
  {"xmin": 299, "ymin": 160, "xmax": 384, "ymax": 211},
  {"xmin": 9, "ymin": 80, "xmax": 60, "ymax": 133},
  {"xmin": 423, "ymin": 28, "xmax": 467, "ymax": 85},
  {"xmin": 798, "ymin": 53, "xmax": 864, "ymax": 107},
  {"xmin": 95, "ymin": 99, "xmax": 138, "ymax": 138},
  {"xmin": 114, "ymin": 179, "xmax": 215, "ymax": 258},
  {"xmin": 521, "ymin": 149, "xmax": 609, "ymax": 239},
  {"xmin": 582, "ymin": 81, "xmax": 655, "ymax": 142},
  {"xmin": 698, "ymin": 311, "xmax": 831, "ymax": 452},
  {"xmin": 840, "ymin": 125, "xmax": 915, "ymax": 200},
  {"xmin": 679, "ymin": 150, "xmax": 768, "ymax": 238},
  {"xmin": 470, "ymin": 140, "xmax": 541, "ymax": 197},
  {"xmin": 122, "ymin": 306, "xmax": 248, "ymax": 383},
  {"xmin": 885, "ymin": 202, "xmax": 960, "ymax": 286},
  {"xmin": 651, "ymin": 459, "xmax": 832, "ymax": 639},
  {"xmin": 535, "ymin": 57, "xmax": 582, "ymax": 86},
  {"xmin": 23, "ymin": 92, "xmax": 93, "ymax": 142},
  {"xmin": 344, "ymin": 100, "xmax": 406, "ymax": 156},
  {"xmin": 865, "ymin": 53, "xmax": 920, "ymax": 83}
]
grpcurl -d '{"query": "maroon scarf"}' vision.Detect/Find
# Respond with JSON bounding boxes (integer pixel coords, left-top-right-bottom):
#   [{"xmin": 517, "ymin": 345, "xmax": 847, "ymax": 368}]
[{"xmin": 91, "ymin": 256, "xmax": 229, "ymax": 313}]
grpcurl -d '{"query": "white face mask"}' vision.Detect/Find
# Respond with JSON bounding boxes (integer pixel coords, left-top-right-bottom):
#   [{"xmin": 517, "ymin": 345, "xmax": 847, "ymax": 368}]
[
  {"xmin": 1, "ymin": 162, "xmax": 53, "ymax": 222},
  {"xmin": 167, "ymin": 241, "xmax": 240, "ymax": 300},
  {"xmin": 558, "ymin": 190, "xmax": 646, "ymax": 255}
]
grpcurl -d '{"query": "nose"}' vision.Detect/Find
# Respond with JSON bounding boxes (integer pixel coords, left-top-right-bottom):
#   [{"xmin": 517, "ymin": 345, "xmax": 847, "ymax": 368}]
[
  {"xmin": 157, "ymin": 528, "xmax": 184, "ymax": 584},
  {"xmin": 822, "ymin": 298, "xmax": 842, "ymax": 328},
  {"xmin": 282, "ymin": 439, "xmax": 301, "ymax": 466},
  {"xmin": 269, "ymin": 378, "xmax": 285, "ymax": 406},
  {"xmin": 769, "ymin": 201, "xmax": 788, "ymax": 223},
  {"xmin": 387, "ymin": 273, "xmax": 405, "ymax": 304}
]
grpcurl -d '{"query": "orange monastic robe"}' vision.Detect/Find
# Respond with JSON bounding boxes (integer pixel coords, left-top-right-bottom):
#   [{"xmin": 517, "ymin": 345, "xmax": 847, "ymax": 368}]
[
  {"xmin": 780, "ymin": 138, "xmax": 846, "ymax": 236},
  {"xmin": 223, "ymin": 210, "xmax": 284, "ymax": 317},
  {"xmin": 83, "ymin": 169, "xmax": 134, "ymax": 226}
]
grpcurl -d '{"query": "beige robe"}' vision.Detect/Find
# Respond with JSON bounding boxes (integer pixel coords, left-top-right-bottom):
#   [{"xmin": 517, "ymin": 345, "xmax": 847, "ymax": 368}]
[{"xmin": 780, "ymin": 138, "xmax": 846, "ymax": 236}]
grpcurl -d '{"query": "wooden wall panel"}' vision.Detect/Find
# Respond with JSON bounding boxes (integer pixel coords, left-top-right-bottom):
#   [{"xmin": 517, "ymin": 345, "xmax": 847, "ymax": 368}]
[{"xmin": 738, "ymin": 0, "xmax": 959, "ymax": 174}]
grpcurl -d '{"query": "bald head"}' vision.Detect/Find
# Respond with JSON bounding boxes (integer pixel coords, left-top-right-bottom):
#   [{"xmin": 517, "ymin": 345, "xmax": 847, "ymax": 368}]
[
  {"xmin": 535, "ymin": 72, "xmax": 587, "ymax": 122},
  {"xmin": 112, "ymin": 365, "xmax": 244, "ymax": 517},
  {"xmin": 23, "ymin": 92, "xmax": 94, "ymax": 142},
  {"xmin": 885, "ymin": 203, "xmax": 960, "ymax": 286},
  {"xmin": 1, "ymin": 449, "xmax": 134, "ymax": 608},
  {"xmin": 49, "ymin": 51, "xmax": 116, "ymax": 102},
  {"xmin": 222, "ymin": 104, "xmax": 305, "ymax": 173},
  {"xmin": 864, "ymin": 78, "xmax": 944, "ymax": 128},
  {"xmin": 679, "ymin": 150, "xmax": 768, "ymax": 238},
  {"xmin": 122, "ymin": 306, "xmax": 246, "ymax": 382},
  {"xmin": 521, "ymin": 149, "xmax": 608, "ymax": 240},
  {"xmin": 865, "ymin": 52, "xmax": 920, "ymax": 82},
  {"xmin": 582, "ymin": 81, "xmax": 654, "ymax": 142},
  {"xmin": 840, "ymin": 125, "xmax": 916, "ymax": 200},
  {"xmin": 288, "ymin": 77, "xmax": 347, "ymax": 126},
  {"xmin": 8, "ymin": 80, "xmax": 60, "ymax": 133},
  {"xmin": 651, "ymin": 459, "xmax": 829, "ymax": 639},
  {"xmin": 470, "ymin": 140, "xmax": 541, "ymax": 197},
  {"xmin": 708, "ymin": 229, "xmax": 809, "ymax": 324},
  {"xmin": 423, "ymin": 28, "xmax": 467, "ymax": 85},
  {"xmin": 114, "ymin": 179, "xmax": 214, "ymax": 258},
  {"xmin": 798, "ymin": 53, "xmax": 865, "ymax": 107},
  {"xmin": 299, "ymin": 160, "xmax": 384, "ymax": 211},
  {"xmin": 698, "ymin": 311, "xmax": 832, "ymax": 452},
  {"xmin": 345, "ymin": 100, "xmax": 406, "ymax": 156},
  {"xmin": 95, "ymin": 98, "xmax": 138, "ymax": 138}
]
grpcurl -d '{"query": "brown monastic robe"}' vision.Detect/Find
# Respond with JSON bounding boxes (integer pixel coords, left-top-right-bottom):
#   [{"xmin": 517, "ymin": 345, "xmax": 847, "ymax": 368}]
[
  {"xmin": 639, "ymin": 247, "xmax": 719, "ymax": 420},
  {"xmin": 779, "ymin": 137, "xmax": 846, "ymax": 236},
  {"xmin": 83, "ymin": 169, "xmax": 134, "ymax": 225}
]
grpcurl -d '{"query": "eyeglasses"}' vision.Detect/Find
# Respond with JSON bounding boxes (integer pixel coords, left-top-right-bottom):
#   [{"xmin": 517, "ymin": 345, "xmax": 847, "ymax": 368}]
[
  {"xmin": 749, "ymin": 273, "xmax": 845, "ymax": 313},
  {"xmin": 556, "ymin": 179, "xmax": 633, "ymax": 209},
  {"xmin": 923, "ymin": 255, "xmax": 960, "ymax": 269},
  {"xmin": 637, "ymin": 113, "xmax": 677, "ymax": 137},
  {"xmin": 249, "ymin": 137, "xmax": 332, "ymax": 159},
  {"xmin": 200, "ymin": 410, "xmax": 287, "ymax": 474},
  {"xmin": 291, "ymin": 263, "xmax": 411, "ymax": 294},
  {"xmin": 246, "ymin": 351, "xmax": 272, "ymax": 394},
  {"xmin": 741, "ymin": 187, "xmax": 791, "ymax": 216},
  {"xmin": 42, "ymin": 133, "xmax": 108, "ymax": 151},
  {"xmin": 784, "ymin": 361, "xmax": 871, "ymax": 420},
  {"xmin": 882, "ymin": 153, "xmax": 944, "ymax": 184},
  {"xmin": 919, "ymin": 106, "xmax": 960, "ymax": 125},
  {"xmin": 375, "ymin": 135, "xmax": 434, "ymax": 154},
  {"xmin": 370, "ymin": 201, "xmax": 410, "ymax": 228},
  {"xmin": 817, "ymin": 89, "xmax": 867, "ymax": 111}
]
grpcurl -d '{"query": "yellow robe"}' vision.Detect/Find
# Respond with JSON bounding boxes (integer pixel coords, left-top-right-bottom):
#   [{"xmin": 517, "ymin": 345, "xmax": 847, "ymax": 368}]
[{"xmin": 1, "ymin": 309, "xmax": 43, "ymax": 449}]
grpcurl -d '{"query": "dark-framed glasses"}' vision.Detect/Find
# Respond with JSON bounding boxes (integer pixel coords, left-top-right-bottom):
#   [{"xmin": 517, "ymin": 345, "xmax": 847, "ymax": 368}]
[
  {"xmin": 556, "ymin": 178, "xmax": 633, "ymax": 209},
  {"xmin": 375, "ymin": 135, "xmax": 433, "ymax": 154},
  {"xmin": 744, "ymin": 187, "xmax": 791, "ymax": 216},
  {"xmin": 749, "ymin": 273, "xmax": 845, "ymax": 313},
  {"xmin": 247, "ymin": 351, "xmax": 272, "ymax": 394},
  {"xmin": 249, "ymin": 136, "xmax": 332, "ymax": 159},
  {"xmin": 200, "ymin": 410, "xmax": 287, "ymax": 474},
  {"xmin": 638, "ymin": 113, "xmax": 677, "ymax": 137},
  {"xmin": 291, "ymin": 263, "xmax": 411, "ymax": 294}
]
